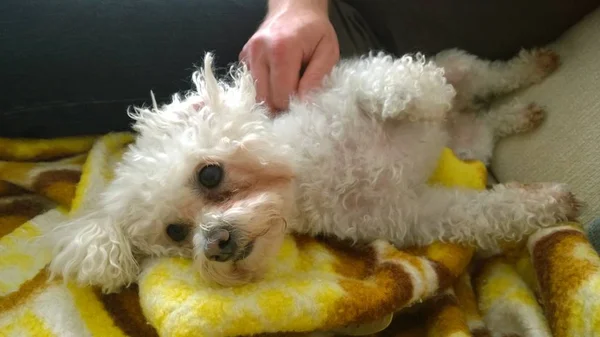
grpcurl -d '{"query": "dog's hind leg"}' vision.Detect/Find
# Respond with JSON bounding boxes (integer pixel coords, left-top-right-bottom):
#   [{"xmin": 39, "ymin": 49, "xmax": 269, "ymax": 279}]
[
  {"xmin": 434, "ymin": 48, "xmax": 560, "ymax": 101},
  {"xmin": 327, "ymin": 53, "xmax": 456, "ymax": 123},
  {"xmin": 484, "ymin": 101, "xmax": 545, "ymax": 139},
  {"xmin": 446, "ymin": 111, "xmax": 495, "ymax": 164},
  {"xmin": 401, "ymin": 183, "xmax": 580, "ymax": 250},
  {"xmin": 448, "ymin": 101, "xmax": 545, "ymax": 164}
]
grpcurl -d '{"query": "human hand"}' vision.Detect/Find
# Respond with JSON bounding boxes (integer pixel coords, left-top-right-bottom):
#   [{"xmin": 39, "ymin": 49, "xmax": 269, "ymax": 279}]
[{"xmin": 239, "ymin": 0, "xmax": 340, "ymax": 113}]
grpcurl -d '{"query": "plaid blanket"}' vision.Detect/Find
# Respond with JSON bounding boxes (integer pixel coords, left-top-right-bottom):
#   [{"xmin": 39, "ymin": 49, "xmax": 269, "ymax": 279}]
[{"xmin": 0, "ymin": 133, "xmax": 599, "ymax": 337}]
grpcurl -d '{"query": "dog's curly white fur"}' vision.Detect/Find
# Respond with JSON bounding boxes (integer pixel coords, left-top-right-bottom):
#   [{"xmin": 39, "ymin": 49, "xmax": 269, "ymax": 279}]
[{"xmin": 48, "ymin": 48, "xmax": 578, "ymax": 292}]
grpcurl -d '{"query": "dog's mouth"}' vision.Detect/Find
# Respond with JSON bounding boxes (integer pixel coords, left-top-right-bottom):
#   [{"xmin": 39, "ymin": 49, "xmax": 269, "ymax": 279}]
[
  {"xmin": 231, "ymin": 220, "xmax": 284, "ymax": 262},
  {"xmin": 233, "ymin": 241, "xmax": 254, "ymax": 261}
]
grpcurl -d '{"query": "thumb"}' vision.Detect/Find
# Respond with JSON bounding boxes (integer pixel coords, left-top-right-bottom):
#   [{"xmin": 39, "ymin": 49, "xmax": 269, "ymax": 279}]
[{"xmin": 298, "ymin": 39, "xmax": 339, "ymax": 98}]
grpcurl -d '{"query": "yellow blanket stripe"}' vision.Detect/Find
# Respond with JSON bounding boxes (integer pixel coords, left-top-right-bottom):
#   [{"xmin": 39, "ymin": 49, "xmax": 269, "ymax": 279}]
[
  {"xmin": 0, "ymin": 222, "xmax": 46, "ymax": 296},
  {"xmin": 474, "ymin": 258, "xmax": 552, "ymax": 336},
  {"xmin": 69, "ymin": 132, "xmax": 133, "ymax": 213},
  {"xmin": 0, "ymin": 137, "xmax": 97, "ymax": 161},
  {"xmin": 67, "ymin": 284, "xmax": 129, "ymax": 337},
  {"xmin": 0, "ymin": 310, "xmax": 55, "ymax": 337}
]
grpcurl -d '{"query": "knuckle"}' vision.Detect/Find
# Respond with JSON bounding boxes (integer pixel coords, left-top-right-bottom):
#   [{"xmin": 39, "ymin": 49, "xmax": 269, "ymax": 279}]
[
  {"xmin": 268, "ymin": 36, "xmax": 292, "ymax": 59},
  {"xmin": 247, "ymin": 40, "xmax": 263, "ymax": 55},
  {"xmin": 245, "ymin": 35, "xmax": 269, "ymax": 54}
]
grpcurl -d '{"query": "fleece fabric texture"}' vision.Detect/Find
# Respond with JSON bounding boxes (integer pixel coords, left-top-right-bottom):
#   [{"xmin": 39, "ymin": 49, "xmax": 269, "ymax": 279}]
[
  {"xmin": 491, "ymin": 7, "xmax": 600, "ymax": 225},
  {"xmin": 0, "ymin": 133, "xmax": 599, "ymax": 337}
]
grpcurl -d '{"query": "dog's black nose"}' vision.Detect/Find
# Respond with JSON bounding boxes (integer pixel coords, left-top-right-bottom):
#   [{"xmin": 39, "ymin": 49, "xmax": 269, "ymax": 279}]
[{"xmin": 204, "ymin": 228, "xmax": 237, "ymax": 262}]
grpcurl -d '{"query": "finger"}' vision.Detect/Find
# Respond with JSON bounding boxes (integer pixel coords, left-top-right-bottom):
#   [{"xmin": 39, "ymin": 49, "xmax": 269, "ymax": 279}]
[
  {"xmin": 298, "ymin": 39, "xmax": 340, "ymax": 98},
  {"xmin": 248, "ymin": 56, "xmax": 270, "ymax": 106},
  {"xmin": 268, "ymin": 45, "xmax": 302, "ymax": 112},
  {"xmin": 238, "ymin": 44, "xmax": 249, "ymax": 63},
  {"xmin": 240, "ymin": 41, "xmax": 272, "ymax": 106}
]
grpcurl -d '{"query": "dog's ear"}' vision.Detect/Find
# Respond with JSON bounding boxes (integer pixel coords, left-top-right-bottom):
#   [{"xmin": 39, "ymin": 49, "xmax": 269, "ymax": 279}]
[{"xmin": 47, "ymin": 211, "xmax": 139, "ymax": 293}]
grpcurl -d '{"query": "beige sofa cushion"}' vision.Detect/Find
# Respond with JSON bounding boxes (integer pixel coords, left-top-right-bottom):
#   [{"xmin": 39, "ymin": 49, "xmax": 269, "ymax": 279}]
[{"xmin": 491, "ymin": 8, "xmax": 600, "ymax": 225}]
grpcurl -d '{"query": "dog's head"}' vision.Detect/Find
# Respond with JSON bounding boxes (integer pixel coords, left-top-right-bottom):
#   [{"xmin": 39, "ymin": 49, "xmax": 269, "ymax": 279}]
[{"xmin": 48, "ymin": 54, "xmax": 295, "ymax": 292}]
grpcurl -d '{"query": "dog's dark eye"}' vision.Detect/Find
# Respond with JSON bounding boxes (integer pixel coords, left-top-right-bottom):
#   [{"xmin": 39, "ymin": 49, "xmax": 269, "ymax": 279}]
[
  {"xmin": 198, "ymin": 164, "xmax": 223, "ymax": 189},
  {"xmin": 166, "ymin": 224, "xmax": 189, "ymax": 242}
]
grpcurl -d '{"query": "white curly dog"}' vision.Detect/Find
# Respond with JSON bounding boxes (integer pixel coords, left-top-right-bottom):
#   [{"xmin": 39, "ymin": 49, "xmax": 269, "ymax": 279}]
[{"xmin": 49, "ymin": 48, "xmax": 579, "ymax": 292}]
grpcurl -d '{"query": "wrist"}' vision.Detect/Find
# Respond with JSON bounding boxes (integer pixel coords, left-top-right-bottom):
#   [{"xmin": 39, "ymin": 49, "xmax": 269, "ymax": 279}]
[{"xmin": 267, "ymin": 0, "xmax": 328, "ymax": 16}]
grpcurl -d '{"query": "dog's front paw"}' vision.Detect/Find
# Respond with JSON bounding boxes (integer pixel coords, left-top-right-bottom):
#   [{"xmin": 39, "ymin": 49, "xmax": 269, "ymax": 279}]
[
  {"xmin": 505, "ymin": 182, "xmax": 582, "ymax": 221},
  {"xmin": 545, "ymin": 183, "xmax": 582, "ymax": 221}
]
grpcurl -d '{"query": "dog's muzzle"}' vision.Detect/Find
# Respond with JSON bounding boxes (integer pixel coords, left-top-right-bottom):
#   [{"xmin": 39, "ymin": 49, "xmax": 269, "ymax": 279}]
[{"xmin": 203, "ymin": 227, "xmax": 254, "ymax": 262}]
